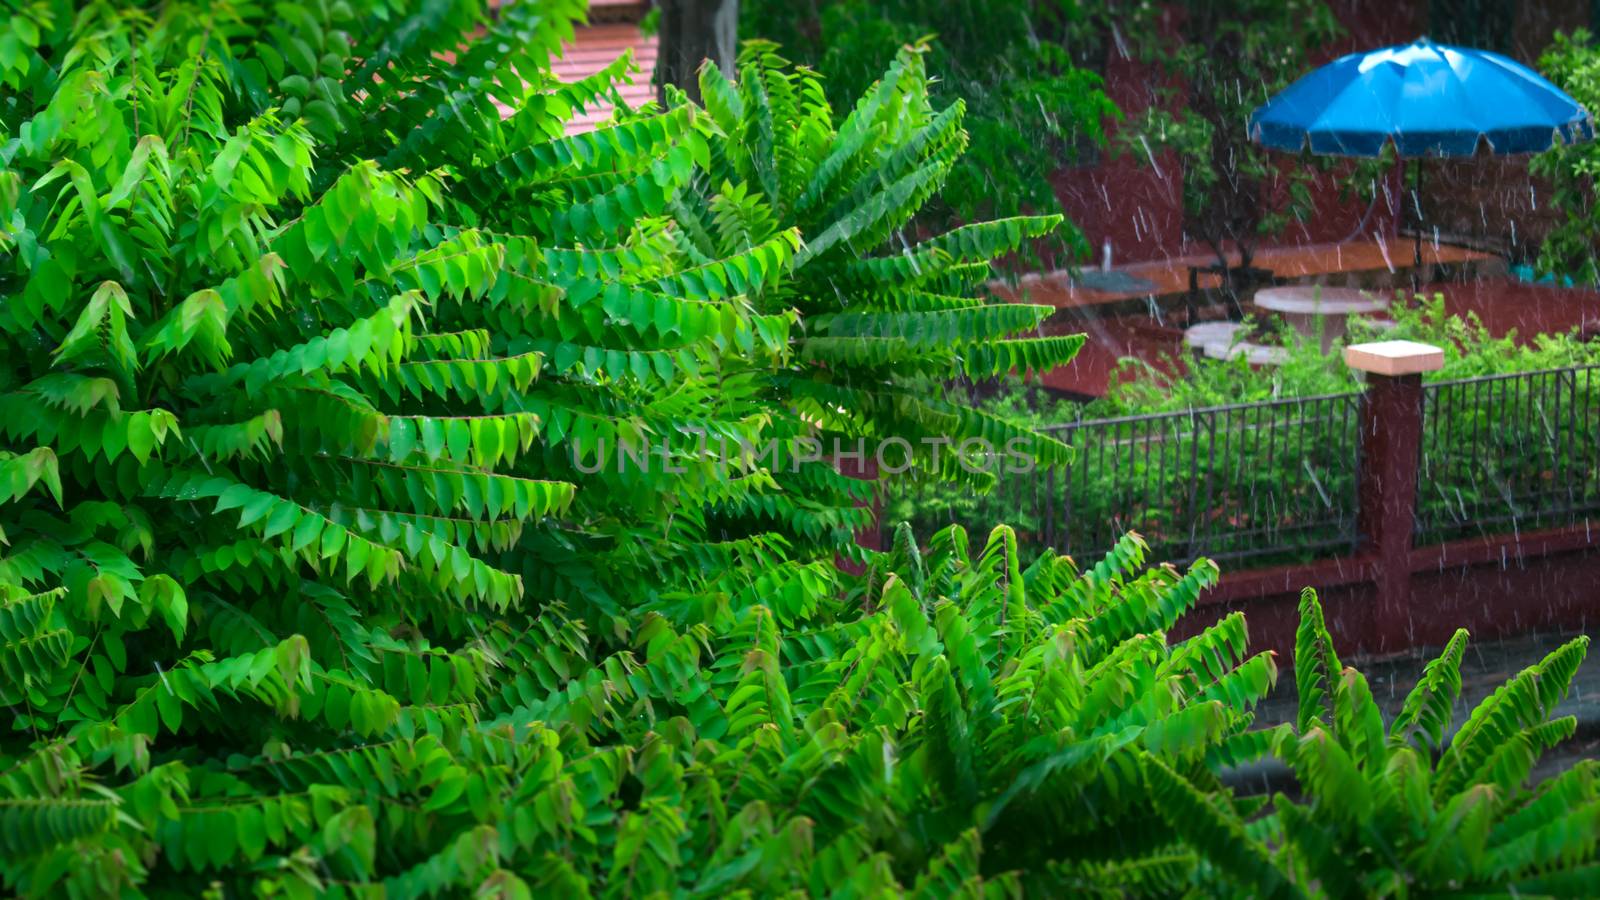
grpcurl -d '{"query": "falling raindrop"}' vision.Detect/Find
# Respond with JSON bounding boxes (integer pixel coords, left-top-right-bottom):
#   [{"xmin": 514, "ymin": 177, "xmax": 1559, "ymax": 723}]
[
  {"xmin": 1138, "ymin": 135, "xmax": 1164, "ymax": 178},
  {"xmin": 1374, "ymin": 231, "xmax": 1394, "ymax": 273}
]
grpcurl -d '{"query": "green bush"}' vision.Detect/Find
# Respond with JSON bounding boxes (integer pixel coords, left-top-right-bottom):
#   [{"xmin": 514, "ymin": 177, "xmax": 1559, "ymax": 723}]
[
  {"xmin": 1533, "ymin": 29, "xmax": 1600, "ymax": 287},
  {"xmin": 1181, "ymin": 589, "xmax": 1600, "ymax": 897},
  {"xmin": 5, "ymin": 2, "xmax": 1597, "ymax": 895},
  {"xmin": 1097, "ymin": 296, "xmax": 1600, "ymax": 413},
  {"xmin": 0, "ymin": 517, "xmax": 1261, "ymax": 896},
  {"xmin": 0, "ymin": 1, "xmax": 1084, "ymax": 894}
]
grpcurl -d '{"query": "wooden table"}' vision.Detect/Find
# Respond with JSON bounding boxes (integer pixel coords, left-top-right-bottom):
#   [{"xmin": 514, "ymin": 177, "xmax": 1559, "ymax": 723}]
[{"xmin": 1253, "ymin": 286, "xmax": 1389, "ymax": 352}]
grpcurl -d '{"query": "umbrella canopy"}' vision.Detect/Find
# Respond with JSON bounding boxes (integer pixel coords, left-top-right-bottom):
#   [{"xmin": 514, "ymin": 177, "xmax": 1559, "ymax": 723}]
[{"xmin": 1248, "ymin": 37, "xmax": 1593, "ymax": 158}]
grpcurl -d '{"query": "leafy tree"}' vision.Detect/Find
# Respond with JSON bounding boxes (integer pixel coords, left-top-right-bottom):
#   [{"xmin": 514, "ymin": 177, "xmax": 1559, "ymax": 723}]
[
  {"xmin": 0, "ymin": 1, "xmax": 1085, "ymax": 894},
  {"xmin": 1533, "ymin": 29, "xmax": 1600, "ymax": 286},
  {"xmin": 679, "ymin": 42, "xmax": 1085, "ymax": 495},
  {"xmin": 740, "ymin": 0, "xmax": 1119, "ymax": 259},
  {"xmin": 1121, "ymin": 0, "xmax": 1340, "ymax": 288},
  {"xmin": 8, "ymin": 3, "xmax": 1590, "ymax": 895}
]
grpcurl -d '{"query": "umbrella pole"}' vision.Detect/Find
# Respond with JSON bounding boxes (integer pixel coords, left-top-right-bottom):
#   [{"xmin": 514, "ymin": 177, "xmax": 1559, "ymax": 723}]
[{"xmin": 1411, "ymin": 157, "xmax": 1423, "ymax": 298}]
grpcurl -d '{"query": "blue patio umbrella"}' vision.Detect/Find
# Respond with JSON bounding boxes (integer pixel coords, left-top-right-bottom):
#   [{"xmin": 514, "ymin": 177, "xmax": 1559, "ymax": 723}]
[{"xmin": 1248, "ymin": 37, "xmax": 1594, "ymax": 289}]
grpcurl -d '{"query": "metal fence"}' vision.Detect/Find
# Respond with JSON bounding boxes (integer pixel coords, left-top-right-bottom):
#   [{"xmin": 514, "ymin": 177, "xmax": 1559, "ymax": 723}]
[
  {"xmin": 884, "ymin": 363, "xmax": 1600, "ymax": 568},
  {"xmin": 883, "ymin": 391, "xmax": 1364, "ymax": 566},
  {"xmin": 1417, "ymin": 365, "xmax": 1600, "ymax": 544}
]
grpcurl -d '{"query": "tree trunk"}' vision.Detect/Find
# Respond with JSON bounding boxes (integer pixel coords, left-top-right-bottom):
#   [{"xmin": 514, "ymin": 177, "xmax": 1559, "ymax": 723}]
[{"xmin": 653, "ymin": 0, "xmax": 739, "ymax": 106}]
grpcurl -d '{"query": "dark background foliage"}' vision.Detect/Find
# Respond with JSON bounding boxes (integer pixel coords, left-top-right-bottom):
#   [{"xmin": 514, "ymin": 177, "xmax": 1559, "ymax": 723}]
[{"xmin": 740, "ymin": 0, "xmax": 1120, "ymax": 263}]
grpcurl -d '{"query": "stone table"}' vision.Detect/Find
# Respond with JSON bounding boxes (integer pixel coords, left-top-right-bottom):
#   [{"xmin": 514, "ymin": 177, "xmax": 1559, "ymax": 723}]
[
  {"xmin": 1202, "ymin": 340, "xmax": 1290, "ymax": 366},
  {"xmin": 1254, "ymin": 285, "xmax": 1389, "ymax": 352},
  {"xmin": 1182, "ymin": 320, "xmax": 1247, "ymax": 351}
]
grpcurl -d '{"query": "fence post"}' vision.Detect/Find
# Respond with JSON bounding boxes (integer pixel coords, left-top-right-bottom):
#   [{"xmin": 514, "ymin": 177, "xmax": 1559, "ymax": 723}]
[{"xmin": 1344, "ymin": 340, "xmax": 1443, "ymax": 652}]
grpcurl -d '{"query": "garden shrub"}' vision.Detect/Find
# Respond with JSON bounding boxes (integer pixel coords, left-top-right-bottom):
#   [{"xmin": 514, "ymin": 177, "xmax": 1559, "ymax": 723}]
[
  {"xmin": 1533, "ymin": 29, "xmax": 1600, "ymax": 287},
  {"xmin": 0, "ymin": 1, "xmax": 1084, "ymax": 894},
  {"xmin": 2, "ymin": 516, "xmax": 1273, "ymax": 896},
  {"xmin": 1171, "ymin": 589, "xmax": 1600, "ymax": 897},
  {"xmin": 1096, "ymin": 295, "xmax": 1600, "ymax": 415},
  {"xmin": 5, "ymin": 2, "xmax": 1596, "ymax": 896}
]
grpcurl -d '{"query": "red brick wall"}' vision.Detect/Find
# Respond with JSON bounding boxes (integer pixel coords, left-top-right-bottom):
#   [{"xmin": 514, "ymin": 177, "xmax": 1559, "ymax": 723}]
[
  {"xmin": 1175, "ymin": 527, "xmax": 1600, "ymax": 661},
  {"xmin": 1049, "ymin": 7, "xmax": 1186, "ymax": 265}
]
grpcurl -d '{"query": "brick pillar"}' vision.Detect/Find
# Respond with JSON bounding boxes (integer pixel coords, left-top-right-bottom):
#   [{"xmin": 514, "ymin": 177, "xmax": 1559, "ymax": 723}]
[{"xmin": 1344, "ymin": 341, "xmax": 1443, "ymax": 653}]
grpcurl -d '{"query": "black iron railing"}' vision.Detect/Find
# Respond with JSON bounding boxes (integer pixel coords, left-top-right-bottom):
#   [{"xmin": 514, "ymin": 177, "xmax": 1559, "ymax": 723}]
[
  {"xmin": 884, "ymin": 363, "xmax": 1600, "ymax": 568},
  {"xmin": 1417, "ymin": 365, "xmax": 1600, "ymax": 543},
  {"xmin": 883, "ymin": 391, "xmax": 1364, "ymax": 566}
]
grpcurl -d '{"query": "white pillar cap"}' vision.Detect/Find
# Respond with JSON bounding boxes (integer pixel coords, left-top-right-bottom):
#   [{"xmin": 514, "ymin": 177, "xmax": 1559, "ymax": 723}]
[{"xmin": 1342, "ymin": 340, "xmax": 1445, "ymax": 376}]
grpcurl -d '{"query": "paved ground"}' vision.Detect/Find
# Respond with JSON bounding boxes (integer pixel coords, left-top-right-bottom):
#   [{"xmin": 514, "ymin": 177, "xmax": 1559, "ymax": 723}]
[
  {"xmin": 1231, "ymin": 628, "xmax": 1600, "ymax": 792},
  {"xmin": 1256, "ymin": 629, "xmax": 1600, "ymax": 728}
]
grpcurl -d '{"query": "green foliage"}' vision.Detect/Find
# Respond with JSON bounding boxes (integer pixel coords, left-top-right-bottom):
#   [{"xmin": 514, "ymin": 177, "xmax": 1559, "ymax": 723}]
[
  {"xmin": 1121, "ymin": 0, "xmax": 1340, "ymax": 271},
  {"xmin": 740, "ymin": 0, "xmax": 1120, "ymax": 259},
  {"xmin": 0, "ymin": 506, "xmax": 1288, "ymax": 895},
  {"xmin": 682, "ymin": 41, "xmax": 1087, "ymax": 497},
  {"xmin": 1533, "ymin": 29, "xmax": 1600, "ymax": 286},
  {"xmin": 0, "ymin": 1, "xmax": 1092, "ymax": 894},
  {"xmin": 1090, "ymin": 298, "xmax": 1600, "ymax": 548},
  {"xmin": 6, "ymin": 3, "xmax": 1592, "ymax": 895},
  {"xmin": 1178, "ymin": 589, "xmax": 1600, "ymax": 897}
]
